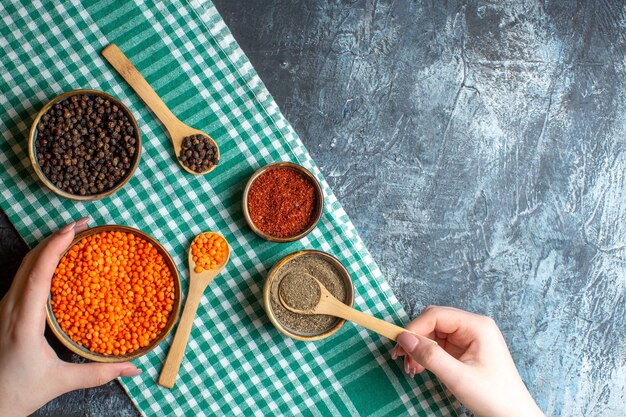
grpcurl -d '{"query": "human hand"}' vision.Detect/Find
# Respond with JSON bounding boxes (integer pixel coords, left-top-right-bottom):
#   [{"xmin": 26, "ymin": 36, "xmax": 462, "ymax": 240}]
[
  {"xmin": 0, "ymin": 218, "xmax": 141, "ymax": 417},
  {"xmin": 392, "ymin": 306, "xmax": 544, "ymax": 417}
]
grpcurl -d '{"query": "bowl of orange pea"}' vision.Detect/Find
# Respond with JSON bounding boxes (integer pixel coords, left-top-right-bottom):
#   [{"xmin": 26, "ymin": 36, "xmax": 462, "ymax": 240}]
[{"xmin": 46, "ymin": 225, "xmax": 182, "ymax": 362}]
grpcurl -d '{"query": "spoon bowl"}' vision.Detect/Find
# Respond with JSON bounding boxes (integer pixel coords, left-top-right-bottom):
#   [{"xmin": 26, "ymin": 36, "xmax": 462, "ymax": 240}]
[
  {"xmin": 279, "ymin": 272, "xmax": 437, "ymax": 344},
  {"xmin": 102, "ymin": 44, "xmax": 219, "ymax": 175},
  {"xmin": 158, "ymin": 232, "xmax": 230, "ymax": 388}
]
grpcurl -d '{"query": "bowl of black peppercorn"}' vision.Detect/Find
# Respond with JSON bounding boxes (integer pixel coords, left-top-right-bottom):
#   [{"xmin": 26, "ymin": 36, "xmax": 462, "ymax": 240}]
[{"xmin": 28, "ymin": 89, "xmax": 141, "ymax": 201}]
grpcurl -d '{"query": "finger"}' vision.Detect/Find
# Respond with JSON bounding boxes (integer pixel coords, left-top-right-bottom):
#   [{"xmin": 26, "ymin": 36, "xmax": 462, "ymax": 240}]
[
  {"xmin": 391, "ymin": 345, "xmax": 401, "ymax": 360},
  {"xmin": 8, "ymin": 223, "xmax": 76, "ymax": 312},
  {"xmin": 16, "ymin": 218, "xmax": 89, "ymax": 330},
  {"xmin": 403, "ymin": 356, "xmax": 424, "ymax": 378},
  {"xmin": 397, "ymin": 332, "xmax": 465, "ymax": 390},
  {"xmin": 405, "ymin": 306, "xmax": 485, "ymax": 348},
  {"xmin": 393, "ymin": 344, "xmax": 407, "ymax": 358},
  {"xmin": 58, "ymin": 361, "xmax": 141, "ymax": 392},
  {"xmin": 74, "ymin": 218, "xmax": 90, "ymax": 234},
  {"xmin": 404, "ymin": 355, "xmax": 420, "ymax": 377},
  {"xmin": 421, "ymin": 304, "xmax": 435, "ymax": 313},
  {"xmin": 403, "ymin": 355, "xmax": 411, "ymax": 374}
]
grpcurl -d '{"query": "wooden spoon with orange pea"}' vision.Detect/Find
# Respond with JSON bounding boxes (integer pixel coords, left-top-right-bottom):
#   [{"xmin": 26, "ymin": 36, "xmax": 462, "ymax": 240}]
[{"xmin": 158, "ymin": 232, "xmax": 230, "ymax": 388}]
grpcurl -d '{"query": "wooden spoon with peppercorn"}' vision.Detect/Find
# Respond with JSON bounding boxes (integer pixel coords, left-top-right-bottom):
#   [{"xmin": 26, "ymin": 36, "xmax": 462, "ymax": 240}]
[
  {"xmin": 158, "ymin": 232, "xmax": 230, "ymax": 389},
  {"xmin": 102, "ymin": 44, "xmax": 220, "ymax": 175},
  {"xmin": 279, "ymin": 272, "xmax": 437, "ymax": 345}
]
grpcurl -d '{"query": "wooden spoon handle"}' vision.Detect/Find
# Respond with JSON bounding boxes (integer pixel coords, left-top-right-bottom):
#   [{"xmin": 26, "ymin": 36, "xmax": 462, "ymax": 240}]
[
  {"xmin": 320, "ymin": 296, "xmax": 436, "ymax": 344},
  {"xmin": 158, "ymin": 281, "xmax": 206, "ymax": 388},
  {"xmin": 102, "ymin": 44, "xmax": 181, "ymax": 130}
]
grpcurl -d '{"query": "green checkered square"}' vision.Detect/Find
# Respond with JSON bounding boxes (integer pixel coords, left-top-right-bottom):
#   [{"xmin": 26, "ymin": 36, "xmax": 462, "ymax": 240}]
[{"xmin": 0, "ymin": 0, "xmax": 463, "ymax": 416}]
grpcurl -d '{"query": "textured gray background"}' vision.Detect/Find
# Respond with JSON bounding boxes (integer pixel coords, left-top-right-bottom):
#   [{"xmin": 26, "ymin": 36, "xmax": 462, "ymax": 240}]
[{"xmin": 1, "ymin": 0, "xmax": 622, "ymax": 416}]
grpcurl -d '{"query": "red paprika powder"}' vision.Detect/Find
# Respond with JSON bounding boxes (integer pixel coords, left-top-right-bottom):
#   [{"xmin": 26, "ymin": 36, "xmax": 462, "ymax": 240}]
[{"xmin": 247, "ymin": 167, "xmax": 316, "ymax": 238}]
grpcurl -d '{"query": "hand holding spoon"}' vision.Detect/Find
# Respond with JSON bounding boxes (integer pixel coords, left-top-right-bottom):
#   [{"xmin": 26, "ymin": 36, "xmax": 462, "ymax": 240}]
[
  {"xmin": 279, "ymin": 273, "xmax": 437, "ymax": 344},
  {"xmin": 158, "ymin": 232, "xmax": 230, "ymax": 388},
  {"xmin": 102, "ymin": 44, "xmax": 220, "ymax": 175}
]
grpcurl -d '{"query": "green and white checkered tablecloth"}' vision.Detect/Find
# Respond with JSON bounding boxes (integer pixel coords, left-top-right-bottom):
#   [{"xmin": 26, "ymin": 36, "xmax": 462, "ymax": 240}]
[{"xmin": 0, "ymin": 1, "xmax": 463, "ymax": 416}]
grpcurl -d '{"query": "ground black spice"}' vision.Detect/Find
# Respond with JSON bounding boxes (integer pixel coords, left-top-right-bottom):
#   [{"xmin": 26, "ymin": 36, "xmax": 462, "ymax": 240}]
[
  {"xmin": 270, "ymin": 254, "xmax": 347, "ymax": 335},
  {"xmin": 178, "ymin": 134, "xmax": 218, "ymax": 173},
  {"xmin": 279, "ymin": 273, "xmax": 321, "ymax": 311},
  {"xmin": 35, "ymin": 94, "xmax": 137, "ymax": 196}
]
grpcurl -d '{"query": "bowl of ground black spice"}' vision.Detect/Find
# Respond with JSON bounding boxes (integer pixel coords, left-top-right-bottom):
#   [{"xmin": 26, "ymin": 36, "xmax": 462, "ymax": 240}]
[
  {"xmin": 263, "ymin": 250, "xmax": 354, "ymax": 341},
  {"xmin": 28, "ymin": 90, "xmax": 141, "ymax": 201},
  {"xmin": 243, "ymin": 162, "xmax": 324, "ymax": 242}
]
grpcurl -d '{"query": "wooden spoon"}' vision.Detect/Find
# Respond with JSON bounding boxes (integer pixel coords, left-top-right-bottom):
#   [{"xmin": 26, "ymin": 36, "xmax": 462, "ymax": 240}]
[
  {"xmin": 158, "ymin": 232, "xmax": 230, "ymax": 389},
  {"xmin": 101, "ymin": 44, "xmax": 220, "ymax": 175},
  {"xmin": 279, "ymin": 273, "xmax": 437, "ymax": 344}
]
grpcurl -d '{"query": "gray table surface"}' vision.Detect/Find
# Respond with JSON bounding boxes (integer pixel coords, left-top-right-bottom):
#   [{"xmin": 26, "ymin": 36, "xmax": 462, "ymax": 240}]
[{"xmin": 2, "ymin": 1, "xmax": 622, "ymax": 416}]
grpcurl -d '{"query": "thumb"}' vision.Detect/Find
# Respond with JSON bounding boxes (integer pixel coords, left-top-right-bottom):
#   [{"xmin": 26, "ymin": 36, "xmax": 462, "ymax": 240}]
[
  {"xmin": 397, "ymin": 332, "xmax": 464, "ymax": 388},
  {"xmin": 59, "ymin": 362, "xmax": 141, "ymax": 391}
]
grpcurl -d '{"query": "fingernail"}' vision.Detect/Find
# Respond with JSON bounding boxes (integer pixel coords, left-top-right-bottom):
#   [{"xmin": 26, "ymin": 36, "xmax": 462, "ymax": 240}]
[
  {"xmin": 391, "ymin": 346, "xmax": 398, "ymax": 360},
  {"xmin": 120, "ymin": 367, "xmax": 142, "ymax": 378},
  {"xmin": 59, "ymin": 221, "xmax": 77, "ymax": 233},
  {"xmin": 75, "ymin": 217, "xmax": 90, "ymax": 227},
  {"xmin": 404, "ymin": 359, "xmax": 410, "ymax": 375},
  {"xmin": 410, "ymin": 368, "xmax": 416, "ymax": 378},
  {"xmin": 397, "ymin": 332, "xmax": 420, "ymax": 352}
]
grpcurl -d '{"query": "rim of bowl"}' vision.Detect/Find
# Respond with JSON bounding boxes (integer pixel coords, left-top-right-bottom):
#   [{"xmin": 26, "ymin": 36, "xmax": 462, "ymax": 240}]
[
  {"xmin": 263, "ymin": 250, "xmax": 355, "ymax": 342},
  {"xmin": 45, "ymin": 225, "xmax": 182, "ymax": 363},
  {"xmin": 28, "ymin": 89, "xmax": 142, "ymax": 201},
  {"xmin": 242, "ymin": 162, "xmax": 324, "ymax": 243}
]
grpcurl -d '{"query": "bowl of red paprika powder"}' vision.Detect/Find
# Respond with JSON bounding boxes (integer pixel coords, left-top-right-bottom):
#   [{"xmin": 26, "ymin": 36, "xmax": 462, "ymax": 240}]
[{"xmin": 242, "ymin": 162, "xmax": 324, "ymax": 242}]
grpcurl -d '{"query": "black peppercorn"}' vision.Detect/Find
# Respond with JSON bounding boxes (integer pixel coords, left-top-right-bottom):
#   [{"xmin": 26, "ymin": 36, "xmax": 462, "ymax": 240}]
[
  {"xmin": 178, "ymin": 134, "xmax": 218, "ymax": 173},
  {"xmin": 35, "ymin": 94, "xmax": 138, "ymax": 196}
]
